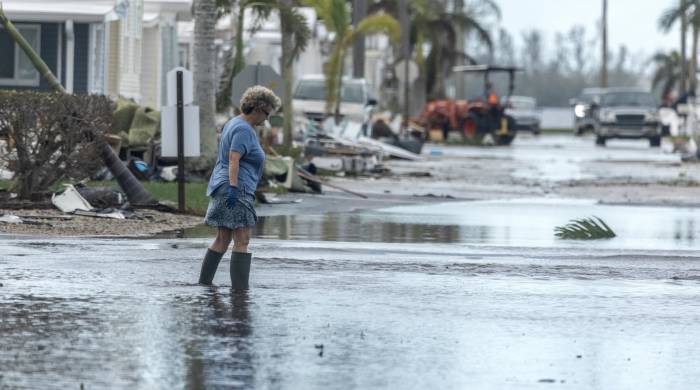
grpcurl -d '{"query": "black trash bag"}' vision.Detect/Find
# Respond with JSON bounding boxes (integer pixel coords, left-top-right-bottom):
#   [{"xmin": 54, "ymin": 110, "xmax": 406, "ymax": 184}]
[{"xmin": 75, "ymin": 185, "xmax": 127, "ymax": 209}]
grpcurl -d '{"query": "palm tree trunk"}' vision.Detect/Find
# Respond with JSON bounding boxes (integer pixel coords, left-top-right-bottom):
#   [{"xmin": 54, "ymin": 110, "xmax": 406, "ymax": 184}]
[
  {"xmin": 280, "ymin": 2, "xmax": 295, "ymax": 149},
  {"xmin": 233, "ymin": 2, "xmax": 246, "ymax": 78},
  {"xmin": 334, "ymin": 52, "xmax": 344, "ymax": 124},
  {"xmin": 194, "ymin": 0, "xmax": 219, "ymax": 167},
  {"xmin": 97, "ymin": 141, "xmax": 155, "ymax": 204},
  {"xmin": 1, "ymin": 5, "xmax": 155, "ymax": 204},
  {"xmin": 0, "ymin": 9, "xmax": 64, "ymax": 93},
  {"xmin": 681, "ymin": 0, "xmax": 688, "ymax": 95},
  {"xmin": 691, "ymin": 24, "xmax": 698, "ymax": 93}
]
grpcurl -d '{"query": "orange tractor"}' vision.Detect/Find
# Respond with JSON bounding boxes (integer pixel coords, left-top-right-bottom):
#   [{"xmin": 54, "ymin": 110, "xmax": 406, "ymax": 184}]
[{"xmin": 418, "ymin": 65, "xmax": 522, "ymax": 145}]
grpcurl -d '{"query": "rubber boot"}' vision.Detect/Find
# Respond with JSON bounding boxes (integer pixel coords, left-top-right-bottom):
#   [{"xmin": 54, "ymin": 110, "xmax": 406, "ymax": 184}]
[
  {"xmin": 198, "ymin": 249, "xmax": 225, "ymax": 285},
  {"xmin": 230, "ymin": 252, "xmax": 252, "ymax": 289}
]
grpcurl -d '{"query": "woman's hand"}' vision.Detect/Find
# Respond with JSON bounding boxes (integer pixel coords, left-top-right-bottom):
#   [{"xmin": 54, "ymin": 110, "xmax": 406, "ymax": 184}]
[{"xmin": 226, "ymin": 185, "xmax": 240, "ymax": 209}]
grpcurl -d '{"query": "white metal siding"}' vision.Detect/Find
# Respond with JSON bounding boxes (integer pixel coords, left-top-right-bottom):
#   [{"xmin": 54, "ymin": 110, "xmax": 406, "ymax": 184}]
[{"xmin": 140, "ymin": 25, "xmax": 159, "ymax": 107}]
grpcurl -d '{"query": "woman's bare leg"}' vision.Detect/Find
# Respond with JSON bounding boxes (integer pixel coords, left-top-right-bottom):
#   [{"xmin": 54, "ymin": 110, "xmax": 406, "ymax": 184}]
[
  {"xmin": 232, "ymin": 227, "xmax": 251, "ymax": 253},
  {"xmin": 210, "ymin": 227, "xmax": 233, "ymax": 253}
]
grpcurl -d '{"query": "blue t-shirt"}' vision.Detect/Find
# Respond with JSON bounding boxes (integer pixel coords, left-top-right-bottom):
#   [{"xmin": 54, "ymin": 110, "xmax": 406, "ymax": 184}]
[{"xmin": 206, "ymin": 116, "xmax": 266, "ymax": 198}]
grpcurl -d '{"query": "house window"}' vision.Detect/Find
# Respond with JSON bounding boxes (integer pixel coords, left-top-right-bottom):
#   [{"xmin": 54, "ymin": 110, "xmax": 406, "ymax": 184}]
[
  {"xmin": 0, "ymin": 25, "xmax": 41, "ymax": 86},
  {"xmin": 88, "ymin": 23, "xmax": 106, "ymax": 94}
]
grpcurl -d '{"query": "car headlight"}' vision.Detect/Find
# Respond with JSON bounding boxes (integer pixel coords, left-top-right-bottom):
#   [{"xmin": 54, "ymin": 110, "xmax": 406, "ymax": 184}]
[
  {"xmin": 645, "ymin": 111, "xmax": 659, "ymax": 122},
  {"xmin": 574, "ymin": 104, "xmax": 586, "ymax": 118}
]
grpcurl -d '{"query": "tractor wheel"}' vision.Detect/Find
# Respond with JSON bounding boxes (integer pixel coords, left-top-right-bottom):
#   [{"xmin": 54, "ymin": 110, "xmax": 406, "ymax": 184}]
[
  {"xmin": 496, "ymin": 134, "xmax": 516, "ymax": 145},
  {"xmin": 462, "ymin": 116, "xmax": 478, "ymax": 138},
  {"xmin": 649, "ymin": 136, "xmax": 661, "ymax": 147},
  {"xmin": 495, "ymin": 116, "xmax": 518, "ymax": 145}
]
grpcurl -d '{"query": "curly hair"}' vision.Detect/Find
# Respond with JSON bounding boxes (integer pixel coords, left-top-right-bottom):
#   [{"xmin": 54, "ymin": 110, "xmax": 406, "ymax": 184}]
[{"xmin": 239, "ymin": 86, "xmax": 281, "ymax": 115}]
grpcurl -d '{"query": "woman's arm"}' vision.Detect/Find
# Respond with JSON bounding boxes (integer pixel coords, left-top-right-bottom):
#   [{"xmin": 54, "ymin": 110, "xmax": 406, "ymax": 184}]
[{"xmin": 228, "ymin": 151, "xmax": 242, "ymax": 187}]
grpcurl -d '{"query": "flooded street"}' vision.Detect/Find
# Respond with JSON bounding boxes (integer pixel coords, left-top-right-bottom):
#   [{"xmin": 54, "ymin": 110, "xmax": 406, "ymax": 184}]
[{"xmin": 3, "ymin": 135, "xmax": 700, "ymax": 389}]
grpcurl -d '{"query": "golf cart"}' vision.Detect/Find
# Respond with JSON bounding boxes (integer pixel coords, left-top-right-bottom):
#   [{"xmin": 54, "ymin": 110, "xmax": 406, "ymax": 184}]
[{"xmin": 418, "ymin": 65, "xmax": 522, "ymax": 145}]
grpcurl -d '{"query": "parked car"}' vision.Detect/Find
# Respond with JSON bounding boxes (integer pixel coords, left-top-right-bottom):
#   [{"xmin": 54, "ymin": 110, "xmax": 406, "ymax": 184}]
[
  {"xmin": 592, "ymin": 88, "xmax": 661, "ymax": 147},
  {"xmin": 293, "ymin": 75, "xmax": 377, "ymax": 126},
  {"xmin": 506, "ymin": 96, "xmax": 541, "ymax": 134},
  {"xmin": 570, "ymin": 88, "xmax": 607, "ymax": 135}
]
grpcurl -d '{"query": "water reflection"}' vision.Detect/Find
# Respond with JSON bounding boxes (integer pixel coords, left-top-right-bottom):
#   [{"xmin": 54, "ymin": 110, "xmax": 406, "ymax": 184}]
[
  {"xmin": 160, "ymin": 199, "xmax": 700, "ymax": 250},
  {"xmin": 184, "ymin": 289, "xmax": 253, "ymax": 389},
  {"xmin": 255, "ymin": 214, "xmax": 466, "ymax": 243}
]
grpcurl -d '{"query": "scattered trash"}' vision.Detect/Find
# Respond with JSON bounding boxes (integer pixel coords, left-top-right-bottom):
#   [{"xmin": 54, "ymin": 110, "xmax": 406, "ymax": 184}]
[
  {"xmin": 257, "ymin": 193, "xmax": 303, "ymax": 204},
  {"xmin": 0, "ymin": 168, "xmax": 12, "ymax": 180},
  {"xmin": 159, "ymin": 166, "xmax": 178, "ymax": 182},
  {"xmin": 51, "ymin": 185, "xmax": 127, "ymax": 219},
  {"xmin": 554, "ymin": 216, "xmax": 616, "ymax": 239},
  {"xmin": 0, "ymin": 214, "xmax": 22, "ymax": 224},
  {"xmin": 0, "ymin": 213, "xmax": 53, "ymax": 226},
  {"xmin": 75, "ymin": 185, "xmax": 126, "ymax": 209},
  {"xmin": 51, "ymin": 185, "xmax": 93, "ymax": 213}
]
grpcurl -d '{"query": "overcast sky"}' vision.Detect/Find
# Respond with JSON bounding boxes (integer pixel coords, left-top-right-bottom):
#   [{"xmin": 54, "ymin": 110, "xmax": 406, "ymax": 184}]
[{"xmin": 496, "ymin": 0, "xmax": 677, "ymax": 57}]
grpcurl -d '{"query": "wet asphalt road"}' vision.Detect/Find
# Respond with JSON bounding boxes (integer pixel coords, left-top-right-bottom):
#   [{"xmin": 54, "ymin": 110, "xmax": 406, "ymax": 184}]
[{"xmin": 3, "ymin": 135, "xmax": 700, "ymax": 389}]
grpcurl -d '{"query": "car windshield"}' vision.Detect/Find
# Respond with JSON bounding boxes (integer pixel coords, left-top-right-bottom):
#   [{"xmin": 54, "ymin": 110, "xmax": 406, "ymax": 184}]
[
  {"xmin": 601, "ymin": 92, "xmax": 656, "ymax": 107},
  {"xmin": 579, "ymin": 92, "xmax": 601, "ymax": 104},
  {"xmin": 294, "ymin": 80, "xmax": 365, "ymax": 103},
  {"xmin": 509, "ymin": 98, "xmax": 536, "ymax": 110}
]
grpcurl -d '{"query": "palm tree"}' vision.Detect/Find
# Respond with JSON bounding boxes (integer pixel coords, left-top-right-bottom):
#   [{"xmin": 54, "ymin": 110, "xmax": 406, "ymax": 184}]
[
  {"xmin": 216, "ymin": 0, "xmax": 274, "ymax": 113},
  {"xmin": 303, "ymin": 0, "xmax": 400, "ymax": 120},
  {"xmin": 278, "ymin": 2, "xmax": 311, "ymax": 148},
  {"xmin": 194, "ymin": 0, "xmax": 219, "ymax": 167},
  {"xmin": 651, "ymin": 51, "xmax": 685, "ymax": 99},
  {"xmin": 659, "ymin": 0, "xmax": 696, "ymax": 95},
  {"xmin": 369, "ymin": 0, "xmax": 497, "ymax": 100},
  {"xmin": 215, "ymin": 0, "xmax": 309, "ymax": 149}
]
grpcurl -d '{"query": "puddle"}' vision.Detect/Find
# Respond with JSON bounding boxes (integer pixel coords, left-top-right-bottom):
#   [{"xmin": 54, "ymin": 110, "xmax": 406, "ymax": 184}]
[{"xmin": 168, "ymin": 198, "xmax": 700, "ymax": 251}]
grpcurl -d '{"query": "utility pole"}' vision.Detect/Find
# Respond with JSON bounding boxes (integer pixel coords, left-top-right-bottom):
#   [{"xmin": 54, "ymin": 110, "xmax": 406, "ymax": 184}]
[
  {"xmin": 454, "ymin": 0, "xmax": 465, "ymax": 98},
  {"xmin": 601, "ymin": 0, "xmax": 608, "ymax": 88},
  {"xmin": 352, "ymin": 0, "xmax": 367, "ymax": 78}
]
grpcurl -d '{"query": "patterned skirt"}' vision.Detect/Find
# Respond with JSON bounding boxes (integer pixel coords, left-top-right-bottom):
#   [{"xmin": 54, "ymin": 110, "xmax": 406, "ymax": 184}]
[{"xmin": 204, "ymin": 185, "xmax": 257, "ymax": 230}]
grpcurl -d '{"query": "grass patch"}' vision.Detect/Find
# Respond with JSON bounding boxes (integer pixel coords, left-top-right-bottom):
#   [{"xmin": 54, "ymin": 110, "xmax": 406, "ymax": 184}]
[
  {"xmin": 84, "ymin": 180, "xmax": 209, "ymax": 215},
  {"xmin": 1, "ymin": 178, "xmax": 209, "ymax": 214},
  {"xmin": 541, "ymin": 128, "xmax": 574, "ymax": 134}
]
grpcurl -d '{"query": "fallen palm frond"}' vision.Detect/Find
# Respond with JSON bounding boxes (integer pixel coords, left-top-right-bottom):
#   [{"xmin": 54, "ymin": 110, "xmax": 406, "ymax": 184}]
[{"xmin": 554, "ymin": 216, "xmax": 616, "ymax": 240}]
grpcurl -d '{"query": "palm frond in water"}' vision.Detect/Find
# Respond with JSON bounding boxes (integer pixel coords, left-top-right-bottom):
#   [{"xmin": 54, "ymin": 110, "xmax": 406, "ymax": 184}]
[{"xmin": 554, "ymin": 216, "xmax": 616, "ymax": 240}]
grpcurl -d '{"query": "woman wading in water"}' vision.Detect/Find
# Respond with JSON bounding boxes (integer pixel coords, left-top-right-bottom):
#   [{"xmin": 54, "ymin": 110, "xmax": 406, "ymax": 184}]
[{"xmin": 198, "ymin": 86, "xmax": 280, "ymax": 288}]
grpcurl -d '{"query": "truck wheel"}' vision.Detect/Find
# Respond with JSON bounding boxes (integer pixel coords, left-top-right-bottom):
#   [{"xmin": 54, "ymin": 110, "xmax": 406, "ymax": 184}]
[
  {"xmin": 496, "ymin": 134, "xmax": 515, "ymax": 145},
  {"xmin": 595, "ymin": 136, "xmax": 606, "ymax": 146},
  {"xmin": 649, "ymin": 136, "xmax": 661, "ymax": 147}
]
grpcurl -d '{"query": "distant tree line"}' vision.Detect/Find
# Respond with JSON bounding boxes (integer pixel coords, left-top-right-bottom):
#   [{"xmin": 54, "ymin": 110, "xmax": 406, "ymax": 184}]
[{"xmin": 450, "ymin": 25, "xmax": 646, "ymax": 107}]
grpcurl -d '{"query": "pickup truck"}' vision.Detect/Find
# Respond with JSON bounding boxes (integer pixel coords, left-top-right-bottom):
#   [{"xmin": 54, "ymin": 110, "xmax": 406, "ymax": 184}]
[
  {"xmin": 293, "ymin": 75, "xmax": 377, "ymax": 125},
  {"xmin": 592, "ymin": 88, "xmax": 661, "ymax": 147}
]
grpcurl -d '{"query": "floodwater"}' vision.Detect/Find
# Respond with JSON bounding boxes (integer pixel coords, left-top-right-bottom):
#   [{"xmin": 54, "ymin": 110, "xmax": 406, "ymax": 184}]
[
  {"xmin": 3, "ymin": 137, "xmax": 700, "ymax": 389},
  {"xmin": 3, "ymin": 196, "xmax": 700, "ymax": 389}
]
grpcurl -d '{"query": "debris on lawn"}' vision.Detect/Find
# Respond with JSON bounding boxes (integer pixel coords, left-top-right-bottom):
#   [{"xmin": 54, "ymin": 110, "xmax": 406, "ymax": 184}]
[{"xmin": 51, "ymin": 184, "xmax": 131, "ymax": 220}]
